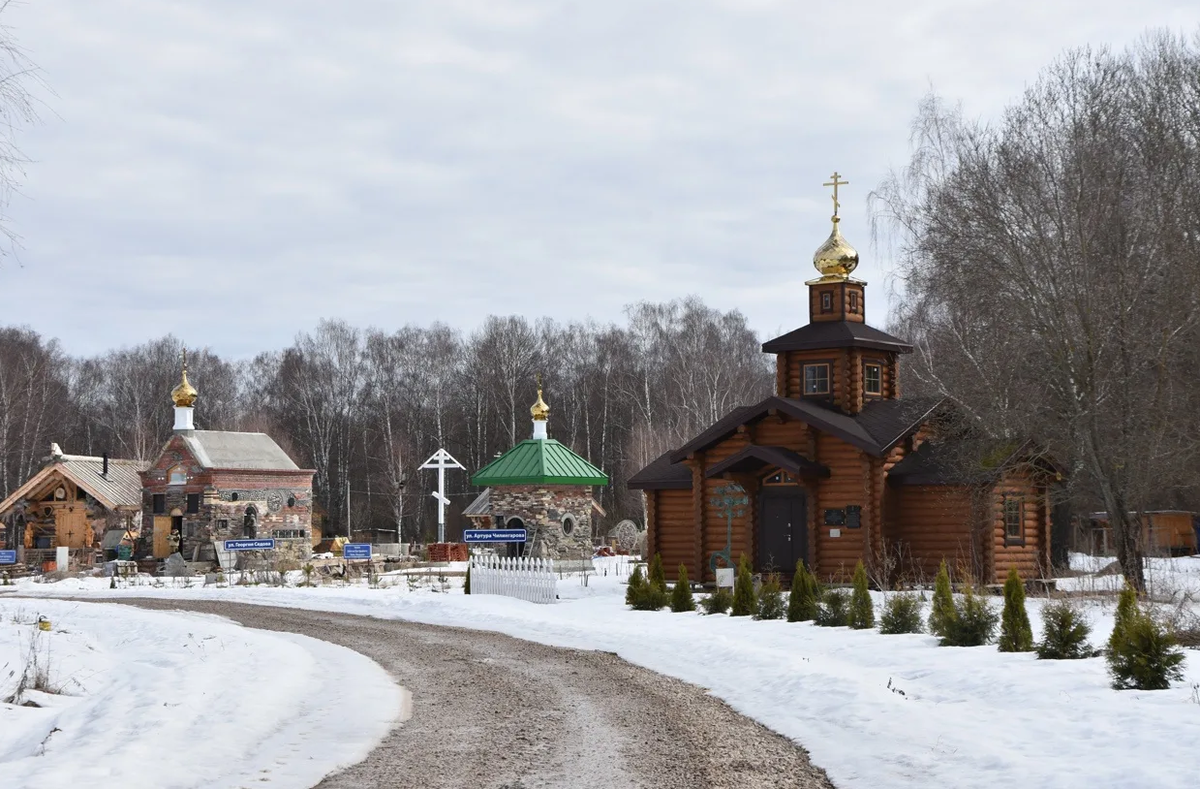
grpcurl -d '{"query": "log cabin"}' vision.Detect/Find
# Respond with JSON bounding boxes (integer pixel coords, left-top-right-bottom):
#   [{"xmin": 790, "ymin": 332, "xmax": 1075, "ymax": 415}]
[{"xmin": 628, "ymin": 174, "xmax": 1058, "ymax": 586}]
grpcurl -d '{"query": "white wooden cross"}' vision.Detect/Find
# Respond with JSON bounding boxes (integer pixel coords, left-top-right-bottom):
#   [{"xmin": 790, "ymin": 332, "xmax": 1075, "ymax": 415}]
[{"xmin": 420, "ymin": 448, "xmax": 465, "ymax": 544}]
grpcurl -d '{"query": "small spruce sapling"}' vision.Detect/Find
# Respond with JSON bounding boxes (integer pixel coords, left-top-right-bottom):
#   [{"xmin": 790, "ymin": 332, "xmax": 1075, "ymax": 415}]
[
  {"xmin": 648, "ymin": 553, "xmax": 667, "ymax": 595},
  {"xmin": 1036, "ymin": 599, "xmax": 1092, "ymax": 659},
  {"xmin": 670, "ymin": 564, "xmax": 696, "ymax": 613},
  {"xmin": 1106, "ymin": 585, "xmax": 1185, "ymax": 690},
  {"xmin": 814, "ymin": 588, "xmax": 850, "ymax": 627},
  {"xmin": 787, "ymin": 561, "xmax": 819, "ymax": 622},
  {"xmin": 463, "ymin": 564, "xmax": 471, "ymax": 595},
  {"xmin": 730, "ymin": 554, "xmax": 757, "ymax": 617},
  {"xmin": 940, "ymin": 583, "xmax": 998, "ymax": 646},
  {"xmin": 701, "ymin": 586, "xmax": 733, "ymax": 614},
  {"xmin": 626, "ymin": 565, "xmax": 647, "ymax": 607},
  {"xmin": 848, "ymin": 560, "xmax": 875, "ymax": 630},
  {"xmin": 929, "ymin": 560, "xmax": 956, "ymax": 638},
  {"xmin": 756, "ymin": 573, "xmax": 786, "ymax": 620},
  {"xmin": 997, "ymin": 567, "xmax": 1034, "ymax": 652},
  {"xmin": 879, "ymin": 593, "xmax": 924, "ymax": 634}
]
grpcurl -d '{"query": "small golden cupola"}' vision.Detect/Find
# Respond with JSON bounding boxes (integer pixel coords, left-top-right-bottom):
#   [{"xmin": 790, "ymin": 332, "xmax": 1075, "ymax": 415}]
[
  {"xmin": 172, "ymin": 350, "xmax": 198, "ymax": 408},
  {"xmin": 531, "ymin": 375, "xmax": 550, "ymax": 439},
  {"xmin": 172, "ymin": 349, "xmax": 198, "ymax": 431},
  {"xmin": 810, "ymin": 171, "xmax": 860, "ymax": 282}
]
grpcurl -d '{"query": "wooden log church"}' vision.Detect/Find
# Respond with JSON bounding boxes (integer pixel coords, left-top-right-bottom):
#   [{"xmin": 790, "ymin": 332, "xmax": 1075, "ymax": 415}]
[{"xmin": 629, "ymin": 174, "xmax": 1057, "ymax": 586}]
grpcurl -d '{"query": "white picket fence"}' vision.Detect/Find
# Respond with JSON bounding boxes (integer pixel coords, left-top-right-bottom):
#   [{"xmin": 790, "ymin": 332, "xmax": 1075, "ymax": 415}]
[{"xmin": 469, "ymin": 555, "xmax": 557, "ymax": 604}]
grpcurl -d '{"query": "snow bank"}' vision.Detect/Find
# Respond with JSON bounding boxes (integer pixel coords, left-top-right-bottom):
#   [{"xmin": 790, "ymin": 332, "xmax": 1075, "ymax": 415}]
[
  {"xmin": 9, "ymin": 557, "xmax": 1199, "ymax": 789},
  {"xmin": 0, "ymin": 598, "xmax": 400, "ymax": 789}
]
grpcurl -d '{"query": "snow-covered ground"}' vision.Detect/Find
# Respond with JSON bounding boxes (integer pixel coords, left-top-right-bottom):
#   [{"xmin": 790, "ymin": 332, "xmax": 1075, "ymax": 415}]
[
  {"xmin": 0, "ymin": 597, "xmax": 401, "ymax": 789},
  {"xmin": 6, "ymin": 554, "xmax": 1199, "ymax": 789}
]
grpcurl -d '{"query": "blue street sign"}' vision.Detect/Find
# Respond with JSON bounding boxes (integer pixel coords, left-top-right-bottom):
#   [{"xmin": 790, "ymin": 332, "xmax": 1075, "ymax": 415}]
[
  {"xmin": 223, "ymin": 539, "xmax": 276, "ymax": 551},
  {"xmin": 0, "ymin": 550, "xmax": 16, "ymax": 564},
  {"xmin": 343, "ymin": 543, "xmax": 372, "ymax": 560},
  {"xmin": 463, "ymin": 529, "xmax": 527, "ymax": 544}
]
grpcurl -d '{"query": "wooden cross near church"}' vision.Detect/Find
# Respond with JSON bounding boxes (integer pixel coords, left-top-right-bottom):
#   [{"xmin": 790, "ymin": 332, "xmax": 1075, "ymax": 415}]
[{"xmin": 823, "ymin": 171, "xmax": 849, "ymax": 217}]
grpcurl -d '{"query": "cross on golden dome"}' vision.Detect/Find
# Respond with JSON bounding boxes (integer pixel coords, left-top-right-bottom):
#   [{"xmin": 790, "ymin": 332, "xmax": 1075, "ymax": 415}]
[
  {"xmin": 171, "ymin": 347, "xmax": 199, "ymax": 408},
  {"xmin": 823, "ymin": 171, "xmax": 849, "ymax": 218},
  {"xmin": 811, "ymin": 171, "xmax": 860, "ymax": 282},
  {"xmin": 530, "ymin": 373, "xmax": 550, "ymax": 422}
]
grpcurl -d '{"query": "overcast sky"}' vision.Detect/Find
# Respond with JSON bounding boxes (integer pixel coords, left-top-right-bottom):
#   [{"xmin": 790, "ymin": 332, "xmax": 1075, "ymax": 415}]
[{"xmin": 3, "ymin": 0, "xmax": 1198, "ymax": 358}]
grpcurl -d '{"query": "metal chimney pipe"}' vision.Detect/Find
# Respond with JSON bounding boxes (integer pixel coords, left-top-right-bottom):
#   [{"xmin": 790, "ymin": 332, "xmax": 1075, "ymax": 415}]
[{"xmin": 102, "ymin": 452, "xmax": 109, "ymax": 477}]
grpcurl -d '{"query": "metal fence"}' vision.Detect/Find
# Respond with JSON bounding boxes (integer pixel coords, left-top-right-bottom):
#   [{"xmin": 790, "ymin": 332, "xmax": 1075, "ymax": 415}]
[{"xmin": 469, "ymin": 555, "xmax": 557, "ymax": 604}]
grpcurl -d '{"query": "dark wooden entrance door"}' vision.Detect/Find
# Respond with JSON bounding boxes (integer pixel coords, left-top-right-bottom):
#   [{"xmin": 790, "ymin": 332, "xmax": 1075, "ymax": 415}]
[{"xmin": 758, "ymin": 489, "xmax": 807, "ymax": 574}]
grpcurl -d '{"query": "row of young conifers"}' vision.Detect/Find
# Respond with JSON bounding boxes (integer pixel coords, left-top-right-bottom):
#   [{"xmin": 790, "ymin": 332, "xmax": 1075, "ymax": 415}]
[{"xmin": 625, "ymin": 555, "xmax": 1187, "ymax": 691}]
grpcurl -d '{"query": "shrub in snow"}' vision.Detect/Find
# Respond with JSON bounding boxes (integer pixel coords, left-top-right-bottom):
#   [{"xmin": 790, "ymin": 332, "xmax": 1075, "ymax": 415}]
[
  {"xmin": 670, "ymin": 564, "xmax": 696, "ymax": 613},
  {"xmin": 939, "ymin": 585, "xmax": 998, "ymax": 646},
  {"xmin": 648, "ymin": 553, "xmax": 668, "ymax": 595},
  {"xmin": 998, "ymin": 567, "xmax": 1033, "ymax": 652},
  {"xmin": 879, "ymin": 593, "xmax": 924, "ymax": 634},
  {"xmin": 1106, "ymin": 587, "xmax": 1185, "ymax": 690},
  {"xmin": 626, "ymin": 565, "xmax": 647, "ymax": 606},
  {"xmin": 463, "ymin": 564, "xmax": 471, "ymax": 595},
  {"xmin": 701, "ymin": 586, "xmax": 733, "ymax": 615},
  {"xmin": 787, "ymin": 561, "xmax": 820, "ymax": 623},
  {"xmin": 756, "ymin": 573, "xmax": 786, "ymax": 620},
  {"xmin": 815, "ymin": 588, "xmax": 850, "ymax": 627},
  {"xmin": 929, "ymin": 560, "xmax": 956, "ymax": 638},
  {"xmin": 848, "ymin": 561, "xmax": 875, "ymax": 630},
  {"xmin": 1036, "ymin": 599, "xmax": 1092, "ymax": 659},
  {"xmin": 731, "ymin": 554, "xmax": 757, "ymax": 617}
]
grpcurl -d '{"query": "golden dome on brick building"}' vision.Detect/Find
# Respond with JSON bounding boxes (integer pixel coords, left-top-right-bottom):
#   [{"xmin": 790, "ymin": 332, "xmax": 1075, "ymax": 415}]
[{"xmin": 171, "ymin": 352, "xmax": 198, "ymax": 408}]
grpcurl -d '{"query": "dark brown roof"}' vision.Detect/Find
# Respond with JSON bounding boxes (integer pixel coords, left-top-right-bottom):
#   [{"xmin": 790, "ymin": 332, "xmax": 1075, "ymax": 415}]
[
  {"xmin": 668, "ymin": 396, "xmax": 942, "ymax": 461},
  {"xmin": 887, "ymin": 438, "xmax": 1058, "ymax": 486},
  {"xmin": 762, "ymin": 321, "xmax": 913, "ymax": 354},
  {"xmin": 706, "ymin": 446, "xmax": 830, "ymax": 478},
  {"xmin": 627, "ymin": 451, "xmax": 693, "ymax": 490}
]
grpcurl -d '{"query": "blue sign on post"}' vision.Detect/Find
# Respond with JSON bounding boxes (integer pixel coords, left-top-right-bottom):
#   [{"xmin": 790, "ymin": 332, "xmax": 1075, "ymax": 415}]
[
  {"xmin": 463, "ymin": 529, "xmax": 527, "ymax": 544},
  {"xmin": 343, "ymin": 543, "xmax": 372, "ymax": 560},
  {"xmin": 0, "ymin": 550, "xmax": 16, "ymax": 565},
  {"xmin": 223, "ymin": 539, "xmax": 276, "ymax": 551}
]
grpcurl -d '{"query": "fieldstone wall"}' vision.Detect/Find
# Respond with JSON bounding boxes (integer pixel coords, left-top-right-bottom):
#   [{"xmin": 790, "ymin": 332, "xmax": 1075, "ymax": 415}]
[{"xmin": 489, "ymin": 485, "xmax": 596, "ymax": 561}]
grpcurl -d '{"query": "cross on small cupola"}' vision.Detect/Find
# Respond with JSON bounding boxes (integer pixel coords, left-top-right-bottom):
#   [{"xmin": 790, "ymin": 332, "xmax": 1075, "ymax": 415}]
[
  {"xmin": 811, "ymin": 171, "xmax": 860, "ymax": 283},
  {"xmin": 171, "ymin": 347, "xmax": 199, "ymax": 432},
  {"xmin": 824, "ymin": 171, "xmax": 848, "ymax": 219}
]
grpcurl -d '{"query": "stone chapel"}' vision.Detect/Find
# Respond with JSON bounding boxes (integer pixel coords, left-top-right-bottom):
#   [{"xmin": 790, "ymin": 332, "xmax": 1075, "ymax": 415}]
[
  {"xmin": 465, "ymin": 382, "xmax": 608, "ymax": 568},
  {"xmin": 139, "ymin": 354, "xmax": 316, "ymax": 564},
  {"xmin": 629, "ymin": 174, "xmax": 1057, "ymax": 586}
]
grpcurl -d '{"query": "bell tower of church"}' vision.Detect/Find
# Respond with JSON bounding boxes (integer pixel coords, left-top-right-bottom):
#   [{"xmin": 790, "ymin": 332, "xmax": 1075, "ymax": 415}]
[{"xmin": 761, "ymin": 173, "xmax": 912, "ymax": 414}]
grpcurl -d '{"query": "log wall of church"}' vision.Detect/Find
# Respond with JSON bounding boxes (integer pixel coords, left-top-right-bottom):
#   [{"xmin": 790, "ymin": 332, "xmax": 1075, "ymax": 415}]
[
  {"xmin": 892, "ymin": 485, "xmax": 976, "ymax": 581},
  {"xmin": 991, "ymin": 472, "xmax": 1050, "ymax": 583},
  {"xmin": 701, "ymin": 434, "xmax": 752, "ymax": 579},
  {"xmin": 812, "ymin": 434, "xmax": 869, "ymax": 581},
  {"xmin": 776, "ymin": 349, "xmax": 899, "ymax": 408},
  {"xmin": 652, "ymin": 488, "xmax": 697, "ymax": 582}
]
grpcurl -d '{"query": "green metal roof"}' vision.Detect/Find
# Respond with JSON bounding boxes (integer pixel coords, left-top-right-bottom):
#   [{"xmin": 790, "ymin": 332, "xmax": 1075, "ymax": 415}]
[{"xmin": 471, "ymin": 439, "xmax": 609, "ymax": 487}]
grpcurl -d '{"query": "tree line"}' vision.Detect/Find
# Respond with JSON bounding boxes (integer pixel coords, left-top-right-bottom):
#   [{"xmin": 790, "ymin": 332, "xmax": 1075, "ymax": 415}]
[
  {"xmin": 0, "ymin": 297, "xmax": 773, "ymax": 542},
  {"xmin": 871, "ymin": 30, "xmax": 1200, "ymax": 589}
]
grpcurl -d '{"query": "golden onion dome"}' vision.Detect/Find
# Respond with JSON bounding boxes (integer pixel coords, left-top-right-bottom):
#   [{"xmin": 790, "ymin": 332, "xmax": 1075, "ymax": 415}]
[
  {"xmin": 812, "ymin": 216, "xmax": 859, "ymax": 281},
  {"xmin": 171, "ymin": 352, "xmax": 198, "ymax": 408},
  {"xmin": 531, "ymin": 379, "xmax": 550, "ymax": 422}
]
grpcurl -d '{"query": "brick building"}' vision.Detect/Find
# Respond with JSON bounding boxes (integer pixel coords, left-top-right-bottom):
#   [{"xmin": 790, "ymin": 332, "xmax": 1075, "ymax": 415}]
[{"xmin": 139, "ymin": 355, "xmax": 315, "ymax": 564}]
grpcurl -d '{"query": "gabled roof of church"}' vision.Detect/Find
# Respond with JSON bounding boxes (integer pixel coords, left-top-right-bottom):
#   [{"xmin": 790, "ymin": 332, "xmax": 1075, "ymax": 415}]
[
  {"xmin": 888, "ymin": 438, "xmax": 1063, "ymax": 486},
  {"xmin": 628, "ymin": 450, "xmax": 694, "ymax": 490},
  {"xmin": 471, "ymin": 439, "xmax": 609, "ymax": 487},
  {"xmin": 667, "ymin": 395, "xmax": 943, "ymax": 462},
  {"xmin": 761, "ymin": 321, "xmax": 912, "ymax": 354},
  {"xmin": 179, "ymin": 431, "xmax": 300, "ymax": 471}
]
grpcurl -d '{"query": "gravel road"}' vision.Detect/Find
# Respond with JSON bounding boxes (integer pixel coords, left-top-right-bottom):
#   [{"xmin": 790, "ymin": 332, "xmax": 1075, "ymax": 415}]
[{"xmin": 103, "ymin": 600, "xmax": 835, "ymax": 789}]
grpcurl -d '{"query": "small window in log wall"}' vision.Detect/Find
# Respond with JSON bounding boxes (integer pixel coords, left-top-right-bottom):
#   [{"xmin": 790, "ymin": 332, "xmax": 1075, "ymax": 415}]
[
  {"xmin": 864, "ymin": 363, "xmax": 882, "ymax": 396},
  {"xmin": 763, "ymin": 470, "xmax": 799, "ymax": 486},
  {"xmin": 1004, "ymin": 497, "xmax": 1024, "ymax": 545},
  {"xmin": 848, "ymin": 291, "xmax": 859, "ymax": 313},
  {"xmin": 804, "ymin": 364, "xmax": 830, "ymax": 395},
  {"xmin": 820, "ymin": 291, "xmax": 833, "ymax": 313}
]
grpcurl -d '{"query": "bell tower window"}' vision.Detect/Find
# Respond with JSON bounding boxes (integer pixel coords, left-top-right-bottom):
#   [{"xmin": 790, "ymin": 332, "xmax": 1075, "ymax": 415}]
[
  {"xmin": 820, "ymin": 291, "xmax": 833, "ymax": 313},
  {"xmin": 849, "ymin": 291, "xmax": 859, "ymax": 313},
  {"xmin": 864, "ymin": 363, "xmax": 882, "ymax": 396},
  {"xmin": 803, "ymin": 363, "xmax": 830, "ymax": 395}
]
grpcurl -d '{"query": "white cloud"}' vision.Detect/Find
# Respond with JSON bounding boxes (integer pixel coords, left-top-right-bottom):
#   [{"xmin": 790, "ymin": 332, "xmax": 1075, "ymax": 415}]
[{"xmin": 3, "ymin": 0, "xmax": 1198, "ymax": 356}]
